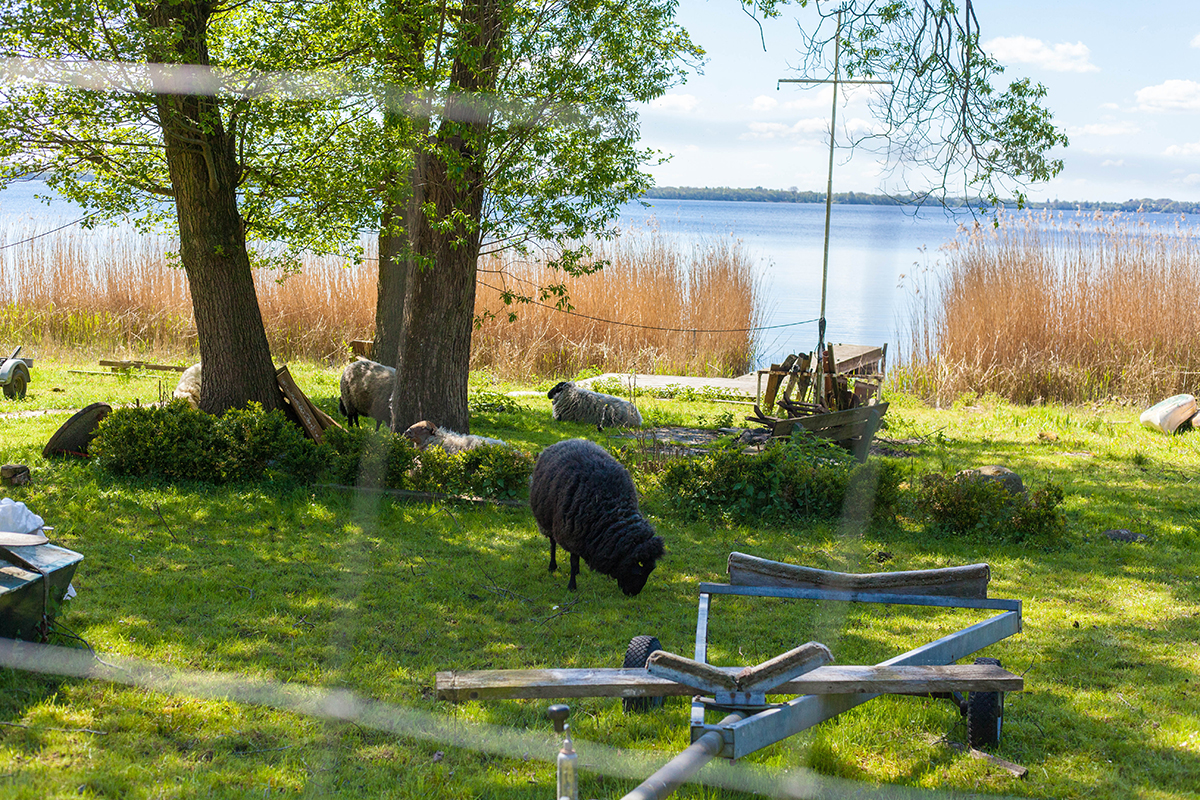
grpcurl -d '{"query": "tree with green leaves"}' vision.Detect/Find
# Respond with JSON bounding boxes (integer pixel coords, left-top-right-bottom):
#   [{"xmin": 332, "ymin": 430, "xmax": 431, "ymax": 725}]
[
  {"xmin": 368, "ymin": 0, "xmax": 701, "ymax": 433},
  {"xmin": 789, "ymin": 0, "xmax": 1068, "ymax": 208},
  {"xmin": 0, "ymin": 0, "xmax": 374, "ymax": 413}
]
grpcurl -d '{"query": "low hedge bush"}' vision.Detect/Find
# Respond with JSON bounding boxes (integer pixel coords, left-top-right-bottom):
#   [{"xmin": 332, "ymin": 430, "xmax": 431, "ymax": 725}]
[
  {"xmin": 914, "ymin": 472, "xmax": 1067, "ymax": 543},
  {"xmin": 323, "ymin": 425, "xmax": 534, "ymax": 500},
  {"xmin": 93, "ymin": 402, "xmax": 533, "ymax": 499},
  {"xmin": 657, "ymin": 435, "xmax": 903, "ymax": 523},
  {"xmin": 92, "ymin": 400, "xmax": 323, "ymax": 484}
]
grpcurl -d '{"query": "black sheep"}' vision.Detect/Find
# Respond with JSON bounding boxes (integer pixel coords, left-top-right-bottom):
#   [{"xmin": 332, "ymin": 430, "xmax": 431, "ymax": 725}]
[{"xmin": 529, "ymin": 438, "xmax": 665, "ymax": 596}]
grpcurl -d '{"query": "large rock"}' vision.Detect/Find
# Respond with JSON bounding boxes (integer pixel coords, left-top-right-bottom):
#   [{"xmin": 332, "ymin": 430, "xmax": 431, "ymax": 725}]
[{"xmin": 956, "ymin": 465, "xmax": 1025, "ymax": 496}]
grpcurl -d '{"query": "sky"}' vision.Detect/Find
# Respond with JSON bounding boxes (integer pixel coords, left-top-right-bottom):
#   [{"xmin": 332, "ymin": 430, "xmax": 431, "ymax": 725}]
[{"xmin": 637, "ymin": 1, "xmax": 1200, "ymax": 203}]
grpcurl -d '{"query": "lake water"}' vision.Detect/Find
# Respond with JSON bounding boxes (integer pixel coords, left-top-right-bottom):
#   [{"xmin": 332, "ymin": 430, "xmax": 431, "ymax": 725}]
[
  {"xmin": 5, "ymin": 181, "xmax": 1198, "ymax": 368},
  {"xmin": 618, "ymin": 198, "xmax": 970, "ymax": 363}
]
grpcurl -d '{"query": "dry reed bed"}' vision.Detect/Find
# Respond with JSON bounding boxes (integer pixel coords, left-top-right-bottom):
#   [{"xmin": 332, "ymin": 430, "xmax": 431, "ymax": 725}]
[
  {"xmin": 474, "ymin": 230, "xmax": 762, "ymax": 378},
  {"xmin": 900, "ymin": 210, "xmax": 1200, "ymax": 404},
  {"xmin": 0, "ymin": 220, "xmax": 760, "ymax": 378}
]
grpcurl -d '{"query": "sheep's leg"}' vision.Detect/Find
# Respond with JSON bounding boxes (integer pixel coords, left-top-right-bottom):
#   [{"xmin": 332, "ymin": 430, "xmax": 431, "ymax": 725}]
[
  {"xmin": 548, "ymin": 540, "xmax": 557, "ymax": 573},
  {"xmin": 568, "ymin": 553, "xmax": 580, "ymax": 591}
]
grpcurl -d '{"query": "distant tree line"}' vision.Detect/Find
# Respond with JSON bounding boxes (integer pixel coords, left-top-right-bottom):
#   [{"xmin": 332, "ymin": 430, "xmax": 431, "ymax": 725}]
[{"xmin": 641, "ymin": 186, "xmax": 1200, "ymax": 215}]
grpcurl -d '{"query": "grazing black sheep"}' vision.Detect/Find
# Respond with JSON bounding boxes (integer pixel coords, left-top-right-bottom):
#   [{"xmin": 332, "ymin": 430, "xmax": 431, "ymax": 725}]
[{"xmin": 529, "ymin": 438, "xmax": 664, "ymax": 596}]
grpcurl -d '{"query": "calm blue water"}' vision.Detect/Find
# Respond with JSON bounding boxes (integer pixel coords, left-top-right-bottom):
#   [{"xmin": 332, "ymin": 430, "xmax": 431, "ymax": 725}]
[
  {"xmin": 619, "ymin": 198, "xmax": 969, "ymax": 363},
  {"xmin": 6, "ymin": 181, "xmax": 1198, "ymax": 368}
]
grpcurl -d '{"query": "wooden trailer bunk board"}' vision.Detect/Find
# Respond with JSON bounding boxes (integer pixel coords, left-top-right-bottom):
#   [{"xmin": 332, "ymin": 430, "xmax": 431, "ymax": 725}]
[{"xmin": 436, "ymin": 551, "xmax": 1023, "ymax": 765}]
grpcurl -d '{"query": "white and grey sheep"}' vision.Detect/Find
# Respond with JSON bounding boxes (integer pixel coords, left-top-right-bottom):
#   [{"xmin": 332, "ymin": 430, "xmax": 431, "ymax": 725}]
[
  {"xmin": 402, "ymin": 420, "xmax": 508, "ymax": 454},
  {"xmin": 338, "ymin": 358, "xmax": 396, "ymax": 430},
  {"xmin": 529, "ymin": 438, "xmax": 664, "ymax": 596},
  {"xmin": 172, "ymin": 363, "xmax": 202, "ymax": 409},
  {"xmin": 547, "ymin": 381, "xmax": 642, "ymax": 429}
]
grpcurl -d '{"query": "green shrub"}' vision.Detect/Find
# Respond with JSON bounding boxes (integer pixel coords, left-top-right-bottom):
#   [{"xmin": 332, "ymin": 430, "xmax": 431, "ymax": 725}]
[
  {"xmin": 322, "ymin": 425, "xmax": 422, "ymax": 487},
  {"xmin": 215, "ymin": 403, "xmax": 325, "ymax": 484},
  {"xmin": 455, "ymin": 444, "xmax": 535, "ymax": 500},
  {"xmin": 914, "ymin": 472, "xmax": 1066, "ymax": 542},
  {"xmin": 468, "ymin": 389, "xmax": 523, "ymax": 415},
  {"xmin": 323, "ymin": 425, "xmax": 533, "ymax": 500},
  {"xmin": 92, "ymin": 400, "xmax": 323, "ymax": 484},
  {"xmin": 658, "ymin": 435, "xmax": 902, "ymax": 523}
]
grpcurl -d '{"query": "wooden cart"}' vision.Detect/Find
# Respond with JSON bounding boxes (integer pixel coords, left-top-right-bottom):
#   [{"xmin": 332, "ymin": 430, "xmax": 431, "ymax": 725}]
[{"xmin": 749, "ymin": 344, "xmax": 888, "ymax": 461}]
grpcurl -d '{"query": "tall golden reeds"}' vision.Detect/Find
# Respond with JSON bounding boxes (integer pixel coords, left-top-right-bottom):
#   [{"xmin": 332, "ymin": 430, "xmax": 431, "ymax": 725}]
[
  {"xmin": 0, "ymin": 219, "xmax": 760, "ymax": 378},
  {"xmin": 473, "ymin": 226, "xmax": 762, "ymax": 379},
  {"xmin": 899, "ymin": 209, "xmax": 1200, "ymax": 404}
]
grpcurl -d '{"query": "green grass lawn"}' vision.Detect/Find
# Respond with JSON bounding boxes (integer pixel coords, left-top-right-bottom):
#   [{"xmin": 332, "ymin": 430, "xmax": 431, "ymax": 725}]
[{"xmin": 1, "ymin": 363, "xmax": 1198, "ymax": 799}]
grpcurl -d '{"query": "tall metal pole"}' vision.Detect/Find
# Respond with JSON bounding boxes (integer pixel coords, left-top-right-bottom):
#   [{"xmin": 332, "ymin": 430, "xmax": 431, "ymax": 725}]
[
  {"xmin": 778, "ymin": 11, "xmax": 890, "ymax": 409},
  {"xmin": 813, "ymin": 9, "xmax": 843, "ymax": 406}
]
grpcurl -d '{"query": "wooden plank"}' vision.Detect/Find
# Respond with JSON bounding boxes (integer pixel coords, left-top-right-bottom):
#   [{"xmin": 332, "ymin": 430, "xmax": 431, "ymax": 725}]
[
  {"xmin": 350, "ymin": 339, "xmax": 373, "ymax": 358},
  {"xmin": 771, "ymin": 403, "xmax": 888, "ymax": 445},
  {"xmin": 699, "ymin": 582, "xmax": 1018, "ymax": 611},
  {"xmin": 727, "ymin": 552, "xmax": 991, "ymax": 598},
  {"xmin": 308, "ymin": 401, "xmax": 342, "ymax": 432},
  {"xmin": 434, "ymin": 663, "xmax": 1023, "ymax": 702},
  {"xmin": 275, "ymin": 366, "xmax": 324, "ymax": 443},
  {"xmin": 831, "ymin": 344, "xmax": 886, "ymax": 375},
  {"xmin": 762, "ymin": 365, "xmax": 784, "ymax": 414},
  {"xmin": 98, "ymin": 360, "xmax": 188, "ymax": 372}
]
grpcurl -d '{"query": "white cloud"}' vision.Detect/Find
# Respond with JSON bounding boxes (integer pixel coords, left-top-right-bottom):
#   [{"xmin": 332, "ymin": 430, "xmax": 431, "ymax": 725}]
[
  {"xmin": 752, "ymin": 95, "xmax": 778, "ymax": 111},
  {"xmin": 774, "ymin": 85, "xmax": 836, "ymax": 111},
  {"xmin": 1100, "ymin": 159, "xmax": 1125, "ymax": 167},
  {"xmin": 741, "ymin": 118, "xmax": 828, "ymax": 140},
  {"xmin": 1099, "ymin": 102, "xmax": 1120, "ymax": 110},
  {"xmin": 1184, "ymin": 173, "xmax": 1200, "ymax": 185},
  {"xmin": 1066, "ymin": 121, "xmax": 1141, "ymax": 136},
  {"xmin": 984, "ymin": 36, "xmax": 1099, "ymax": 73},
  {"xmin": 1136, "ymin": 80, "xmax": 1200, "ymax": 111},
  {"xmin": 648, "ymin": 93, "xmax": 698, "ymax": 113},
  {"xmin": 1192, "ymin": 33, "xmax": 1200, "ymax": 47},
  {"xmin": 1164, "ymin": 141, "xmax": 1200, "ymax": 157}
]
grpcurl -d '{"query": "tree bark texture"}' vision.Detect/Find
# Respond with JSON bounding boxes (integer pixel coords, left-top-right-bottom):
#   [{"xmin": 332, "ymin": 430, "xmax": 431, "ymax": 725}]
[
  {"xmin": 389, "ymin": 0, "xmax": 505, "ymax": 433},
  {"xmin": 371, "ymin": 198, "xmax": 408, "ymax": 368},
  {"xmin": 389, "ymin": 151, "xmax": 482, "ymax": 433},
  {"xmin": 143, "ymin": 1, "xmax": 281, "ymax": 414}
]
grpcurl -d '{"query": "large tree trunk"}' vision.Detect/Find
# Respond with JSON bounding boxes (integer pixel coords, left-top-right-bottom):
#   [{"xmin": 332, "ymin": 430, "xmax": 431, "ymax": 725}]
[
  {"xmin": 387, "ymin": 0, "xmax": 504, "ymax": 433},
  {"xmin": 371, "ymin": 211, "xmax": 407, "ymax": 368},
  {"xmin": 144, "ymin": 1, "xmax": 281, "ymax": 414},
  {"xmin": 389, "ymin": 152, "xmax": 482, "ymax": 433}
]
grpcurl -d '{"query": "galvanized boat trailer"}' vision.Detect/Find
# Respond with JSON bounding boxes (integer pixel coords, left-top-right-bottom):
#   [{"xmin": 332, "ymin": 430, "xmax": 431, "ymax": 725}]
[{"xmin": 436, "ymin": 552, "xmax": 1024, "ymax": 800}]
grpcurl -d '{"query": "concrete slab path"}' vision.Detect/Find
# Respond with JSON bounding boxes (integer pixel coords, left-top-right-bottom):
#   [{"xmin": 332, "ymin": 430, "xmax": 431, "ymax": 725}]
[{"xmin": 508, "ymin": 372, "xmax": 759, "ymax": 398}]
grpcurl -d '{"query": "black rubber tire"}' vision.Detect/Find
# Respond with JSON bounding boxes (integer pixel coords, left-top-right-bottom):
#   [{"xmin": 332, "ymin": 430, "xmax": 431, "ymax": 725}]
[
  {"xmin": 3, "ymin": 364, "xmax": 28, "ymax": 400},
  {"xmin": 966, "ymin": 657, "xmax": 1004, "ymax": 749},
  {"xmin": 622, "ymin": 635, "xmax": 665, "ymax": 714}
]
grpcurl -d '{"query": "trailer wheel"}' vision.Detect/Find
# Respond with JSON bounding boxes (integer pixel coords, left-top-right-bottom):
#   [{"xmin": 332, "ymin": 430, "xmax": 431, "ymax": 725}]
[
  {"xmin": 966, "ymin": 657, "xmax": 1004, "ymax": 749},
  {"xmin": 3, "ymin": 364, "xmax": 28, "ymax": 400},
  {"xmin": 622, "ymin": 635, "xmax": 665, "ymax": 714}
]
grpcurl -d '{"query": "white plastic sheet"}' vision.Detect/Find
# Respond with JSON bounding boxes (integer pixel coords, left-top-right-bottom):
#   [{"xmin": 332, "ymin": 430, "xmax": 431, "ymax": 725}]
[{"xmin": 0, "ymin": 497, "xmax": 48, "ymax": 545}]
